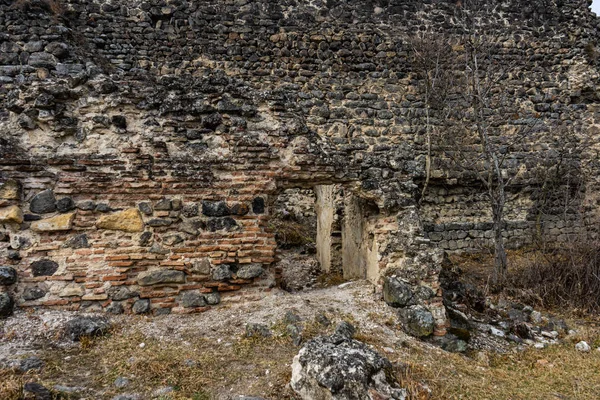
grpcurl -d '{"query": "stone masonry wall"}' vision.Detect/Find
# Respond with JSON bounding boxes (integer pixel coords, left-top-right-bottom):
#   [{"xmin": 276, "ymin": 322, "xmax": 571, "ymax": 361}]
[{"xmin": 0, "ymin": 0, "xmax": 599, "ymax": 327}]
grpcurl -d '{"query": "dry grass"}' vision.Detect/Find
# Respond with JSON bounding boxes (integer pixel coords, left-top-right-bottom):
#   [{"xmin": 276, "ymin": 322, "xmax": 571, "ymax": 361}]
[
  {"xmin": 0, "ymin": 369, "xmax": 24, "ymax": 400},
  {"xmin": 3, "ymin": 314, "xmax": 600, "ymax": 399},
  {"xmin": 396, "ymin": 336, "xmax": 600, "ymax": 400}
]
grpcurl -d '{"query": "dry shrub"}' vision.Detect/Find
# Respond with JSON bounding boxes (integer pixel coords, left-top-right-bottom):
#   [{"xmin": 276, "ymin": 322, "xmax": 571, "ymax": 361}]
[
  {"xmin": 268, "ymin": 217, "xmax": 314, "ymax": 248},
  {"xmin": 0, "ymin": 369, "xmax": 23, "ymax": 400},
  {"xmin": 509, "ymin": 242, "xmax": 600, "ymax": 313}
]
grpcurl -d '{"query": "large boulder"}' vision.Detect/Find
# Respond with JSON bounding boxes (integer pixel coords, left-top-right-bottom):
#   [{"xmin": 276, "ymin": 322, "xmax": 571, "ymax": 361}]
[{"xmin": 290, "ymin": 323, "xmax": 406, "ymax": 400}]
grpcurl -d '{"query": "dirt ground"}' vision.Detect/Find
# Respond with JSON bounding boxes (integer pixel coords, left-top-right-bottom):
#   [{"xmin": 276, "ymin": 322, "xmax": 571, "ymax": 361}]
[{"xmin": 1, "ymin": 280, "xmax": 600, "ymax": 400}]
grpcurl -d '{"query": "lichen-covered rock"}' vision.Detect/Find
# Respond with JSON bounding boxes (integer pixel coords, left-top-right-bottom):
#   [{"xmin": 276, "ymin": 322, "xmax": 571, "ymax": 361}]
[
  {"xmin": 0, "ymin": 266, "xmax": 17, "ymax": 286},
  {"xmin": 0, "ymin": 205, "xmax": 23, "ymax": 224},
  {"xmin": 383, "ymin": 277, "xmax": 414, "ymax": 308},
  {"xmin": 236, "ymin": 264, "xmax": 264, "ymax": 279},
  {"xmin": 0, "ymin": 293, "xmax": 14, "ymax": 318},
  {"xmin": 212, "ymin": 265, "xmax": 232, "ymax": 281},
  {"xmin": 96, "ymin": 208, "xmax": 144, "ymax": 232},
  {"xmin": 31, "ymin": 212, "xmax": 75, "ymax": 232},
  {"xmin": 290, "ymin": 323, "xmax": 406, "ymax": 400},
  {"xmin": 398, "ymin": 305, "xmax": 435, "ymax": 338},
  {"xmin": 132, "ymin": 299, "xmax": 150, "ymax": 314},
  {"xmin": 30, "ymin": 189, "xmax": 56, "ymax": 214},
  {"xmin": 245, "ymin": 323, "xmax": 272, "ymax": 338},
  {"xmin": 179, "ymin": 291, "xmax": 207, "ymax": 308},
  {"xmin": 202, "ymin": 200, "xmax": 230, "ymax": 217},
  {"xmin": 64, "ymin": 316, "xmax": 111, "ymax": 341},
  {"xmin": 137, "ymin": 269, "xmax": 185, "ymax": 286},
  {"xmin": 107, "ymin": 286, "xmax": 138, "ymax": 301},
  {"xmin": 204, "ymin": 292, "xmax": 221, "ymax": 305},
  {"xmin": 64, "ymin": 233, "xmax": 89, "ymax": 249},
  {"xmin": 106, "ymin": 302, "xmax": 124, "ymax": 314}
]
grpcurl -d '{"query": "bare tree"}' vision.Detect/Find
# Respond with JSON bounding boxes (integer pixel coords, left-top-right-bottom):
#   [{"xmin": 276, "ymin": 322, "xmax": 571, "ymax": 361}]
[
  {"xmin": 409, "ymin": 33, "xmax": 454, "ymax": 203},
  {"xmin": 412, "ymin": 23, "xmax": 540, "ymax": 287}
]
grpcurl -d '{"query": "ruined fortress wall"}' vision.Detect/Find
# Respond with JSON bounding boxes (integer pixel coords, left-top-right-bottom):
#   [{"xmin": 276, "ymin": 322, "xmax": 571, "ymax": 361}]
[{"xmin": 0, "ymin": 0, "xmax": 599, "ymax": 317}]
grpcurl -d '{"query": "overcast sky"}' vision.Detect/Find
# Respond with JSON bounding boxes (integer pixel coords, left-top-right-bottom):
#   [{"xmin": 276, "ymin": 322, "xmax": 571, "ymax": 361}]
[{"xmin": 592, "ymin": 0, "xmax": 600, "ymax": 15}]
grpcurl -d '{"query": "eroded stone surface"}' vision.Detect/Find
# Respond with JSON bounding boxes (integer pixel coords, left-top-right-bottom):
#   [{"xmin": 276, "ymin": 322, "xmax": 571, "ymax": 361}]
[
  {"xmin": 0, "ymin": 205, "xmax": 23, "ymax": 224},
  {"xmin": 291, "ymin": 323, "xmax": 406, "ymax": 400},
  {"xmin": 31, "ymin": 212, "xmax": 75, "ymax": 232},
  {"xmin": 137, "ymin": 270, "xmax": 185, "ymax": 286},
  {"xmin": 96, "ymin": 209, "xmax": 144, "ymax": 232}
]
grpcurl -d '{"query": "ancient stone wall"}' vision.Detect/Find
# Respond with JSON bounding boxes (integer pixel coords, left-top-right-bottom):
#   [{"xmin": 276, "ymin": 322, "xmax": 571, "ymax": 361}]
[{"xmin": 0, "ymin": 0, "xmax": 599, "ymax": 331}]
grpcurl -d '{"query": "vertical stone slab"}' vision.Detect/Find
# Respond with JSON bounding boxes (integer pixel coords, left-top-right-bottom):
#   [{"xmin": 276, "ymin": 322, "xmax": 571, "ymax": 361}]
[
  {"xmin": 314, "ymin": 185, "xmax": 335, "ymax": 273},
  {"xmin": 342, "ymin": 193, "xmax": 365, "ymax": 279}
]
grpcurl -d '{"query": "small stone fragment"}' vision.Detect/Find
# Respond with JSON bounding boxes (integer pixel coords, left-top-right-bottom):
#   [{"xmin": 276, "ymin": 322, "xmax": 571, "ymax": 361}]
[
  {"xmin": 106, "ymin": 302, "xmax": 124, "ymax": 314},
  {"xmin": 576, "ymin": 341, "xmax": 591, "ymax": 352},
  {"xmin": 179, "ymin": 291, "xmax": 206, "ymax": 308},
  {"xmin": 19, "ymin": 356, "xmax": 44, "ymax": 372},
  {"xmin": 23, "ymin": 382, "xmax": 52, "ymax": 400},
  {"xmin": 107, "ymin": 286, "xmax": 138, "ymax": 301},
  {"xmin": 56, "ymin": 197, "xmax": 75, "ymax": 212},
  {"xmin": 0, "ymin": 293, "xmax": 14, "ymax": 318},
  {"xmin": 65, "ymin": 233, "xmax": 89, "ymax": 249},
  {"xmin": 204, "ymin": 292, "xmax": 221, "ymax": 305},
  {"xmin": 202, "ymin": 200, "xmax": 230, "ymax": 217},
  {"xmin": 77, "ymin": 200, "xmax": 96, "ymax": 210},
  {"xmin": 0, "ymin": 266, "xmax": 17, "ymax": 286},
  {"xmin": 138, "ymin": 202, "xmax": 153, "ymax": 215},
  {"xmin": 245, "ymin": 323, "xmax": 272, "ymax": 338},
  {"xmin": 212, "ymin": 265, "xmax": 232, "ymax": 281},
  {"xmin": 236, "ymin": 264, "xmax": 264, "ymax": 279},
  {"xmin": 252, "ymin": 197, "xmax": 265, "ymax": 214},
  {"xmin": 154, "ymin": 198, "xmax": 172, "ymax": 211},
  {"xmin": 23, "ymin": 286, "xmax": 46, "ymax": 301},
  {"xmin": 132, "ymin": 299, "xmax": 150, "ymax": 314},
  {"xmin": 114, "ymin": 377, "xmax": 130, "ymax": 388},
  {"xmin": 139, "ymin": 231, "xmax": 153, "ymax": 246}
]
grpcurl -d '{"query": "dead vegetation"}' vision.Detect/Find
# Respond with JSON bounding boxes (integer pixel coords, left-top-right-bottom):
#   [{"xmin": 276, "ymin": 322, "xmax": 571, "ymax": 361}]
[
  {"xmin": 269, "ymin": 217, "xmax": 315, "ymax": 249},
  {"xmin": 2, "ymin": 281, "xmax": 600, "ymax": 399},
  {"xmin": 508, "ymin": 243, "xmax": 600, "ymax": 314},
  {"xmin": 10, "ymin": 0, "xmax": 65, "ymax": 16}
]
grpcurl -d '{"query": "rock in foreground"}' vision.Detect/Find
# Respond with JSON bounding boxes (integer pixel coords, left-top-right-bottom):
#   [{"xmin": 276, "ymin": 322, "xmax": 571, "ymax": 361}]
[
  {"xmin": 290, "ymin": 323, "xmax": 406, "ymax": 400},
  {"xmin": 64, "ymin": 316, "xmax": 111, "ymax": 341}
]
